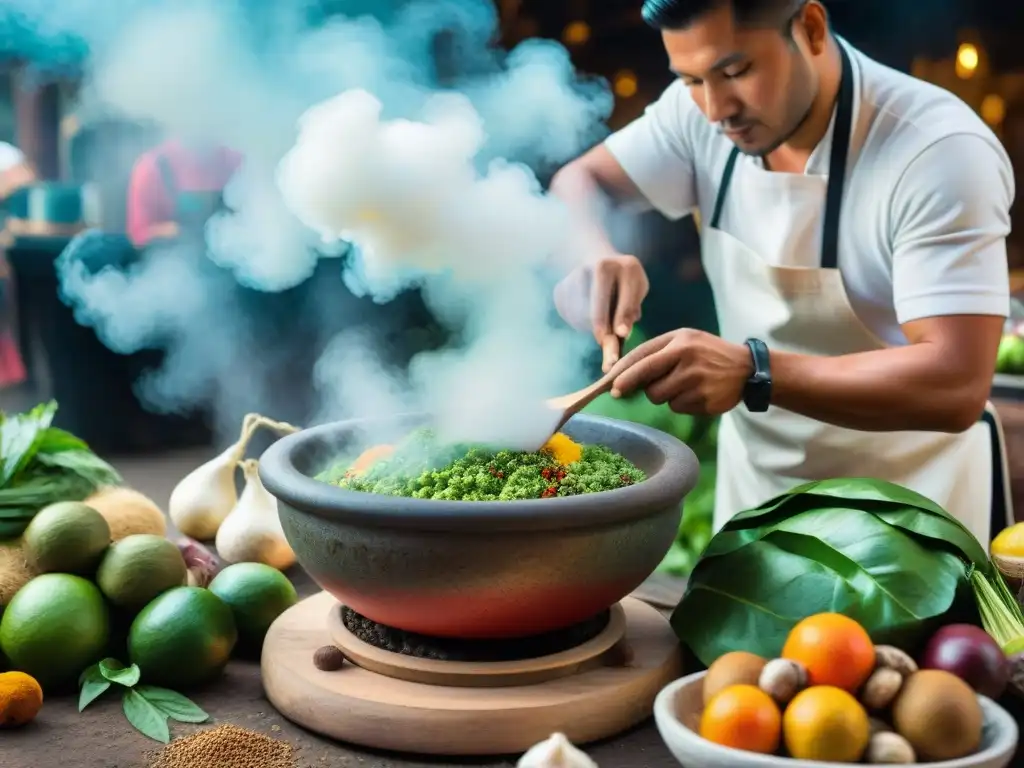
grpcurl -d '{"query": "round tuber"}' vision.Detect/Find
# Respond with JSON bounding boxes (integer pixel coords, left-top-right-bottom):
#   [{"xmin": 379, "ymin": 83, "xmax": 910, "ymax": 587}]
[
  {"xmin": 758, "ymin": 658, "xmax": 807, "ymax": 705},
  {"xmin": 85, "ymin": 486, "xmax": 166, "ymax": 541},
  {"xmin": 873, "ymin": 645, "xmax": 918, "ymax": 677},
  {"xmin": 860, "ymin": 667, "xmax": 904, "ymax": 710},
  {"xmin": 865, "ymin": 731, "xmax": 916, "ymax": 764}
]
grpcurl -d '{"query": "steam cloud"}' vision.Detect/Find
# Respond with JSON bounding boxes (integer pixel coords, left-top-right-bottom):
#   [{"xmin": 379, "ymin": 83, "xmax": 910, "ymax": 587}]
[{"xmin": 36, "ymin": 0, "xmax": 614, "ymax": 445}]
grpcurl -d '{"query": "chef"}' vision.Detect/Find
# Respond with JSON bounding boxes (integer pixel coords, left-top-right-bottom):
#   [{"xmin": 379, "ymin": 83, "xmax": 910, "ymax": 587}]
[{"xmin": 551, "ymin": 0, "xmax": 1015, "ymax": 542}]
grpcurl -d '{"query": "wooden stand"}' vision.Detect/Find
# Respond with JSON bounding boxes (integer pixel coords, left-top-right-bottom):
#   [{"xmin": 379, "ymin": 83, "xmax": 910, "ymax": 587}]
[{"xmin": 262, "ymin": 592, "xmax": 683, "ymax": 756}]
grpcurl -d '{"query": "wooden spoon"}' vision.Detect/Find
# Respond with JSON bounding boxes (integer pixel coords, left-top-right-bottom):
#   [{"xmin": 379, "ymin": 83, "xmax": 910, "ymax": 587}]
[{"xmin": 543, "ymin": 334, "xmax": 625, "ymax": 437}]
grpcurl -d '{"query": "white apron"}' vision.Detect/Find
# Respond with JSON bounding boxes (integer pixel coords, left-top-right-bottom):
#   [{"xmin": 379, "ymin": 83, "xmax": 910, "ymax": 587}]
[{"xmin": 703, "ymin": 44, "xmax": 1008, "ymax": 545}]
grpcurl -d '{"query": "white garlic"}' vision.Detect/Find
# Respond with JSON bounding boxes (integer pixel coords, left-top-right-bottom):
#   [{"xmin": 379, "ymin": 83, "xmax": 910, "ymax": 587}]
[
  {"xmin": 215, "ymin": 459, "xmax": 296, "ymax": 570},
  {"xmin": 517, "ymin": 733, "xmax": 598, "ymax": 768},
  {"xmin": 169, "ymin": 442, "xmax": 243, "ymax": 540}
]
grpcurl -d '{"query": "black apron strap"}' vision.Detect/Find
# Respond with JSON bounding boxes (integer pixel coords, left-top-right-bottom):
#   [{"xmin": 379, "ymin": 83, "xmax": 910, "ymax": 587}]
[
  {"xmin": 820, "ymin": 44, "xmax": 854, "ymax": 270},
  {"xmin": 709, "ymin": 147, "xmax": 740, "ymax": 230},
  {"xmin": 981, "ymin": 408, "xmax": 1012, "ymax": 541},
  {"xmin": 708, "ymin": 42, "xmax": 855, "ymax": 272}
]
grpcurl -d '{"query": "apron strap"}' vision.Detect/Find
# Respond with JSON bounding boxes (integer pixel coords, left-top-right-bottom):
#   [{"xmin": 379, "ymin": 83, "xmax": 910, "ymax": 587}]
[
  {"xmin": 709, "ymin": 148, "xmax": 739, "ymax": 230},
  {"xmin": 981, "ymin": 405, "xmax": 1014, "ymax": 540},
  {"xmin": 708, "ymin": 42, "xmax": 855, "ymax": 271},
  {"xmin": 820, "ymin": 43, "xmax": 854, "ymax": 271}
]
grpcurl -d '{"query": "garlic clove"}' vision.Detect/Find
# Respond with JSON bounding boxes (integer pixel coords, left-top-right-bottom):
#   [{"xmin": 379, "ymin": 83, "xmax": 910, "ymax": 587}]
[
  {"xmin": 517, "ymin": 733, "xmax": 598, "ymax": 768},
  {"xmin": 215, "ymin": 460, "xmax": 296, "ymax": 570},
  {"xmin": 169, "ymin": 443, "xmax": 242, "ymax": 541}
]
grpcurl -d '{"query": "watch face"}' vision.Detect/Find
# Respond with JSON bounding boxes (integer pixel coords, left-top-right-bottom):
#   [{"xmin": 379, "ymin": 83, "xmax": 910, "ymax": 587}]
[{"xmin": 745, "ymin": 379, "xmax": 772, "ymax": 412}]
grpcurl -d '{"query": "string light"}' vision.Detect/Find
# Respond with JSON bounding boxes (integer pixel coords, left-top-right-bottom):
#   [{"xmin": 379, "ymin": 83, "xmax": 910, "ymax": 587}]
[
  {"xmin": 562, "ymin": 21, "xmax": 590, "ymax": 46},
  {"xmin": 613, "ymin": 70, "xmax": 638, "ymax": 99},
  {"xmin": 980, "ymin": 94, "xmax": 1006, "ymax": 126},
  {"xmin": 956, "ymin": 43, "xmax": 979, "ymax": 79}
]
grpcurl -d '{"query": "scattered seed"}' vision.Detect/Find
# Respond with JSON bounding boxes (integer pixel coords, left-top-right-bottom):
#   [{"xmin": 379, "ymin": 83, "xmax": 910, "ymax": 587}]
[{"xmin": 313, "ymin": 645, "xmax": 347, "ymax": 671}]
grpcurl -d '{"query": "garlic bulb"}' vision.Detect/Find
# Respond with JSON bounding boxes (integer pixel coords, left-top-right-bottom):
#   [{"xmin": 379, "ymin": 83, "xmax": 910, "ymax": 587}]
[
  {"xmin": 517, "ymin": 734, "xmax": 598, "ymax": 768},
  {"xmin": 168, "ymin": 442, "xmax": 243, "ymax": 540},
  {"xmin": 215, "ymin": 460, "xmax": 295, "ymax": 570}
]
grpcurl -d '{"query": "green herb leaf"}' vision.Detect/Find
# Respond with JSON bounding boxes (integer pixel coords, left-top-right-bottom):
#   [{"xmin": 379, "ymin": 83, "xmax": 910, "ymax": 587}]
[
  {"xmin": 0, "ymin": 401, "xmax": 57, "ymax": 486},
  {"xmin": 122, "ymin": 689, "xmax": 170, "ymax": 743},
  {"xmin": 78, "ymin": 664, "xmax": 111, "ymax": 712},
  {"xmin": 99, "ymin": 658, "xmax": 141, "ymax": 687},
  {"xmin": 135, "ymin": 686, "xmax": 210, "ymax": 723}
]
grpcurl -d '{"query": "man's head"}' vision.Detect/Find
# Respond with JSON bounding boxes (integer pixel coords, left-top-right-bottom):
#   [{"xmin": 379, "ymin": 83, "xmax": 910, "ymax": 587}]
[{"xmin": 642, "ymin": 0, "xmax": 831, "ymax": 155}]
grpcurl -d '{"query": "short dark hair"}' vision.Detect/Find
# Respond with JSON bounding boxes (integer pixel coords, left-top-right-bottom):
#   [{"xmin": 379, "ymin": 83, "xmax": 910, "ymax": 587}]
[{"xmin": 642, "ymin": 0, "xmax": 806, "ymax": 31}]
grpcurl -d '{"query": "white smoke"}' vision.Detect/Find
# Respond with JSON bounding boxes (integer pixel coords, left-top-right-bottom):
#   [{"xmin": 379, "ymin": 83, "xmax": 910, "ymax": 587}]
[{"xmin": 35, "ymin": 0, "xmax": 613, "ymax": 444}]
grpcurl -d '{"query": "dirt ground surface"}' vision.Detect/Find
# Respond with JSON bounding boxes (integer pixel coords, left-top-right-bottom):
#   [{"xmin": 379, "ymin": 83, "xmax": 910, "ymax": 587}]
[{"xmin": 0, "ymin": 448, "xmax": 690, "ymax": 768}]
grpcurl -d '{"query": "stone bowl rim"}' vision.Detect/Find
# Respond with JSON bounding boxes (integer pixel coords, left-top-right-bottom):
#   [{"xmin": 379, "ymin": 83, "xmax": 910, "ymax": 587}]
[{"xmin": 259, "ymin": 413, "xmax": 699, "ymax": 532}]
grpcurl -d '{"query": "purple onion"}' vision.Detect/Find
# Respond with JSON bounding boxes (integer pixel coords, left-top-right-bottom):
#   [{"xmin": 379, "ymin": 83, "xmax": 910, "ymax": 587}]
[{"xmin": 921, "ymin": 624, "xmax": 1010, "ymax": 699}]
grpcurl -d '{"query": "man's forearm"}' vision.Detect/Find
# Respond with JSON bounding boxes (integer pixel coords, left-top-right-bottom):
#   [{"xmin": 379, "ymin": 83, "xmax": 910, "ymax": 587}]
[
  {"xmin": 770, "ymin": 345, "xmax": 989, "ymax": 433},
  {"xmin": 549, "ymin": 165, "xmax": 617, "ymax": 259}
]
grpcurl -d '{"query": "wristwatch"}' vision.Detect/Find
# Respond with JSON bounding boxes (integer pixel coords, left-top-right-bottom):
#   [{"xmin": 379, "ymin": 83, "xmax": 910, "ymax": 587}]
[{"xmin": 743, "ymin": 338, "xmax": 772, "ymax": 413}]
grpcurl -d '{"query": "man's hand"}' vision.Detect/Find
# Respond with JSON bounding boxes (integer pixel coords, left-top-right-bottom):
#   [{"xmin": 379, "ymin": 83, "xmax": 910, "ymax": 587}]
[
  {"xmin": 609, "ymin": 329, "xmax": 752, "ymax": 415},
  {"xmin": 554, "ymin": 254, "xmax": 650, "ymax": 372}
]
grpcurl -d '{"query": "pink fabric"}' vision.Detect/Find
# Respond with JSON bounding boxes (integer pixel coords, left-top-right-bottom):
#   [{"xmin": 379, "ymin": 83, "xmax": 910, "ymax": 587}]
[{"xmin": 126, "ymin": 140, "xmax": 242, "ymax": 247}]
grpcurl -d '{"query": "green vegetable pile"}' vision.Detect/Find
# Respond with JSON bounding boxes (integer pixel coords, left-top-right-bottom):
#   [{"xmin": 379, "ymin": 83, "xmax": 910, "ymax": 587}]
[
  {"xmin": 0, "ymin": 401, "xmax": 122, "ymax": 538},
  {"xmin": 322, "ymin": 429, "xmax": 644, "ymax": 500},
  {"xmin": 673, "ymin": 477, "xmax": 1024, "ymax": 667}
]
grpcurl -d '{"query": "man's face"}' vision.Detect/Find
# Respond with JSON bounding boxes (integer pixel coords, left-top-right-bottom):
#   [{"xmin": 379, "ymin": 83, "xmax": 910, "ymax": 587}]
[{"xmin": 662, "ymin": 3, "xmax": 818, "ymax": 155}]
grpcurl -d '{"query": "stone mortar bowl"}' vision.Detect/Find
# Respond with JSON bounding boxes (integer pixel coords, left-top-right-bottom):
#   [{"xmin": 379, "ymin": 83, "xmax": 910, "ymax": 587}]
[{"xmin": 259, "ymin": 413, "xmax": 699, "ymax": 639}]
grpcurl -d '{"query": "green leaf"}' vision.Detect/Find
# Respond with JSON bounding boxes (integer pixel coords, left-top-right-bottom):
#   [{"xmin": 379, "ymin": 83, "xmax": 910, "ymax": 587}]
[
  {"xmin": 0, "ymin": 401, "xmax": 57, "ymax": 486},
  {"xmin": 122, "ymin": 689, "xmax": 170, "ymax": 743},
  {"xmin": 674, "ymin": 489, "xmax": 976, "ymax": 667},
  {"xmin": 99, "ymin": 658, "xmax": 141, "ymax": 687},
  {"xmin": 135, "ymin": 686, "xmax": 210, "ymax": 723},
  {"xmin": 78, "ymin": 664, "xmax": 111, "ymax": 712}
]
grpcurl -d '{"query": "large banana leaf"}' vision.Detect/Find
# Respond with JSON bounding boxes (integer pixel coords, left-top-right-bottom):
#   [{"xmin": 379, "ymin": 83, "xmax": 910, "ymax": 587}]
[{"xmin": 673, "ymin": 477, "xmax": 985, "ymax": 666}]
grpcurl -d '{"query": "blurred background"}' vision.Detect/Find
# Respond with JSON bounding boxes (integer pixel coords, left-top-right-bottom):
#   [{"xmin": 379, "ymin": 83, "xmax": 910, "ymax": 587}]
[{"xmin": 0, "ymin": 0, "xmax": 1020, "ymax": 575}]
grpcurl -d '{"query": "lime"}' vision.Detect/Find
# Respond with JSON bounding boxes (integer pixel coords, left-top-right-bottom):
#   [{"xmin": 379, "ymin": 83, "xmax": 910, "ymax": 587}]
[
  {"xmin": 997, "ymin": 334, "xmax": 1024, "ymax": 374},
  {"xmin": 23, "ymin": 502, "xmax": 111, "ymax": 574},
  {"xmin": 96, "ymin": 534, "xmax": 186, "ymax": 609},
  {"xmin": 0, "ymin": 574, "xmax": 109, "ymax": 690},
  {"xmin": 128, "ymin": 586, "xmax": 237, "ymax": 687},
  {"xmin": 209, "ymin": 563, "xmax": 298, "ymax": 652}
]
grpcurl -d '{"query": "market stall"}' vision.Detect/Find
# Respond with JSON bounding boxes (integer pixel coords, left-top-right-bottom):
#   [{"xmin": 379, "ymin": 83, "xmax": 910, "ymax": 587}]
[{"xmin": 0, "ymin": 403, "xmax": 1022, "ymax": 768}]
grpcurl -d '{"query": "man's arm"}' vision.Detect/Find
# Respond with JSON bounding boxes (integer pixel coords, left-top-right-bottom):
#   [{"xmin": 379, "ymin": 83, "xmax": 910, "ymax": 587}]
[
  {"xmin": 769, "ymin": 133, "xmax": 1013, "ymax": 432},
  {"xmin": 552, "ymin": 82, "xmax": 701, "ymax": 363},
  {"xmin": 610, "ymin": 133, "xmax": 1013, "ymax": 432}
]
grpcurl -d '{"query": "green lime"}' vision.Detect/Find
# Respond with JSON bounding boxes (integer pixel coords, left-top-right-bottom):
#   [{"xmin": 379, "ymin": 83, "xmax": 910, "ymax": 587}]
[
  {"xmin": 23, "ymin": 501, "xmax": 111, "ymax": 575},
  {"xmin": 997, "ymin": 334, "xmax": 1024, "ymax": 374},
  {"xmin": 96, "ymin": 534, "xmax": 186, "ymax": 609},
  {"xmin": 0, "ymin": 573, "xmax": 109, "ymax": 689},
  {"xmin": 208, "ymin": 563, "xmax": 298, "ymax": 652},
  {"xmin": 128, "ymin": 586, "xmax": 237, "ymax": 687}
]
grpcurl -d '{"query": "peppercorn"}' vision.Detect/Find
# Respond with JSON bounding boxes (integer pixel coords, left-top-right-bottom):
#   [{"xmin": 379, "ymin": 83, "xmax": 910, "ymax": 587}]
[{"xmin": 313, "ymin": 645, "xmax": 346, "ymax": 671}]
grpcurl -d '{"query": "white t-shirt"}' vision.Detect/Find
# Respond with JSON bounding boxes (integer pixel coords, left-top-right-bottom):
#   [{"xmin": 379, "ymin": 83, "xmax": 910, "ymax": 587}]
[{"xmin": 605, "ymin": 41, "xmax": 1014, "ymax": 345}]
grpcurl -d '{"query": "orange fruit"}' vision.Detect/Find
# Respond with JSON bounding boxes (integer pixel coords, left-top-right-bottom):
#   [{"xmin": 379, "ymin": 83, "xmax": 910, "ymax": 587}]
[
  {"xmin": 0, "ymin": 671, "xmax": 43, "ymax": 727},
  {"xmin": 783, "ymin": 685, "xmax": 870, "ymax": 762},
  {"xmin": 700, "ymin": 684, "xmax": 781, "ymax": 754},
  {"xmin": 781, "ymin": 613, "xmax": 875, "ymax": 691}
]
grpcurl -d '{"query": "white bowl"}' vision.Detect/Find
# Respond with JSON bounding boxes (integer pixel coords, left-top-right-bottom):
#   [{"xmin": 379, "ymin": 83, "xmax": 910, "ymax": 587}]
[{"xmin": 654, "ymin": 671, "xmax": 1019, "ymax": 768}]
